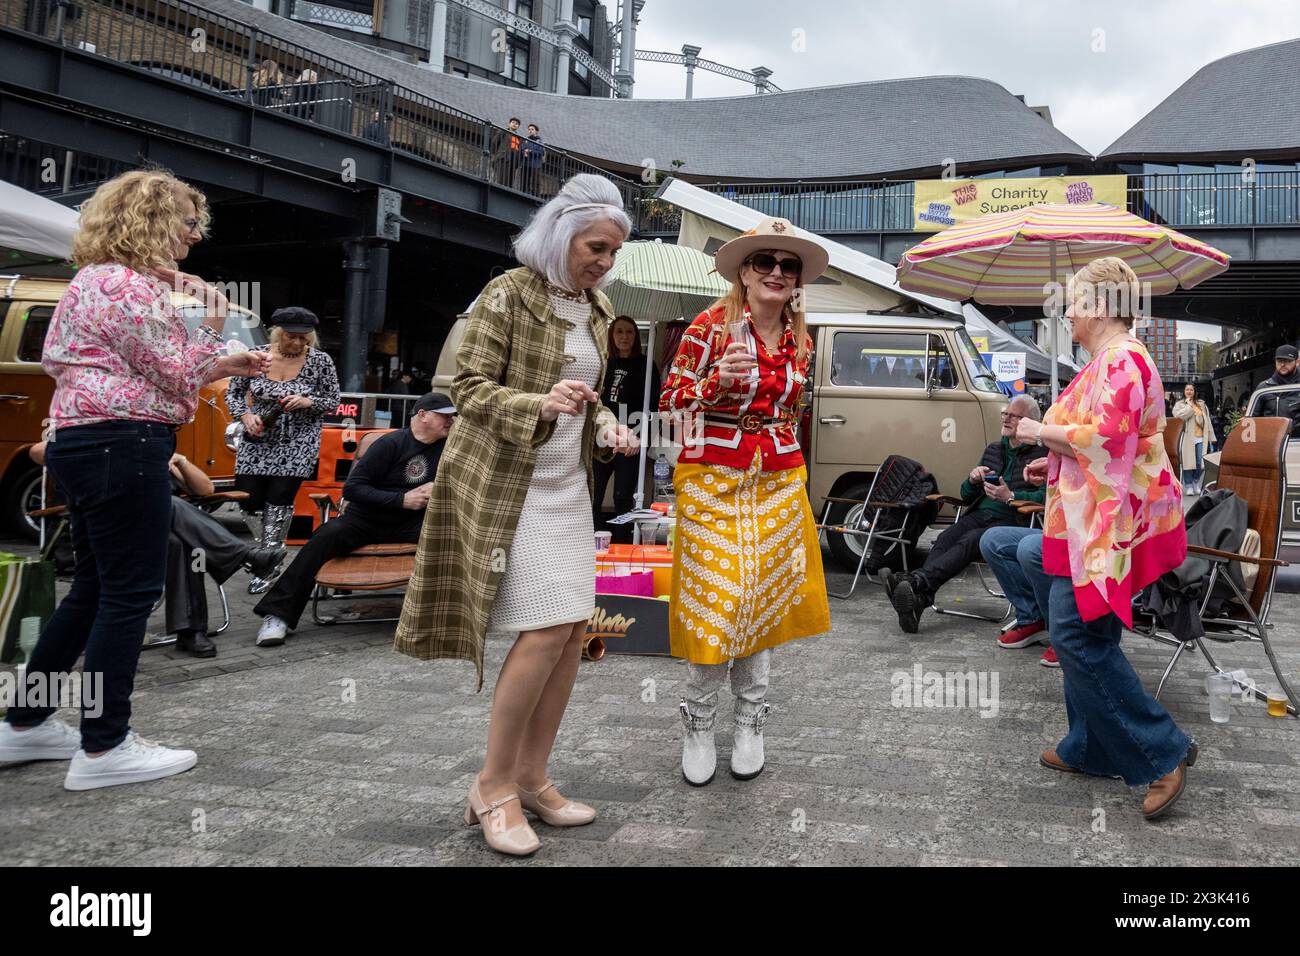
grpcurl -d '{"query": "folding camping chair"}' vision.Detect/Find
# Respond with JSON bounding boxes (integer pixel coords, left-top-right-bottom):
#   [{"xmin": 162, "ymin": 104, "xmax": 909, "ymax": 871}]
[
  {"xmin": 308, "ymin": 429, "xmax": 416, "ymax": 625},
  {"xmin": 816, "ymin": 455, "xmax": 936, "ymax": 600},
  {"xmin": 29, "ymin": 486, "xmax": 249, "ymax": 649},
  {"xmin": 1135, "ymin": 417, "xmax": 1296, "ymax": 715}
]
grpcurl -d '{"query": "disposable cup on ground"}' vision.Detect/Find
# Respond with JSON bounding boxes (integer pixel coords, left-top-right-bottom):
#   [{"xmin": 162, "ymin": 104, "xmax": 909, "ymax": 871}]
[
  {"xmin": 1266, "ymin": 689, "xmax": 1289, "ymax": 718},
  {"xmin": 1206, "ymin": 673, "xmax": 1233, "ymax": 723}
]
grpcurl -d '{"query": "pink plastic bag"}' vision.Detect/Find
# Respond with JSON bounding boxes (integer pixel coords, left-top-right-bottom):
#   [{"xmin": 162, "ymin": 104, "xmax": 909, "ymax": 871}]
[{"xmin": 595, "ymin": 570, "xmax": 655, "ymax": 597}]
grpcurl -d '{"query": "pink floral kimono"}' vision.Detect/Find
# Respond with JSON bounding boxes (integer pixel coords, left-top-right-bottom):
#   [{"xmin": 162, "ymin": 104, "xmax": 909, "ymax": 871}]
[{"xmin": 1041, "ymin": 338, "xmax": 1186, "ymax": 626}]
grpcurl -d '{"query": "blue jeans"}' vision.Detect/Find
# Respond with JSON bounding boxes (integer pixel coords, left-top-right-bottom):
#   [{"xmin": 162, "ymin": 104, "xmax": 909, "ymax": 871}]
[
  {"xmin": 1015, "ymin": 535, "xmax": 1192, "ymax": 786},
  {"xmin": 5, "ymin": 421, "xmax": 175, "ymax": 752},
  {"xmin": 1182, "ymin": 439, "xmax": 1203, "ymax": 490},
  {"xmin": 978, "ymin": 525, "xmax": 1043, "ymax": 627}
]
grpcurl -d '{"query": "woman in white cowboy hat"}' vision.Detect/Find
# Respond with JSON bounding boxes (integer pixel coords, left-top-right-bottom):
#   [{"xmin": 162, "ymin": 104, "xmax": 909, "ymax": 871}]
[{"xmin": 660, "ymin": 217, "xmax": 832, "ymax": 786}]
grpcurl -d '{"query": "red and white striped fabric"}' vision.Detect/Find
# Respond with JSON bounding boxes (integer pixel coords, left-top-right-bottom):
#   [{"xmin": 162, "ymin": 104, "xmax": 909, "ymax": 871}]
[{"xmin": 896, "ymin": 203, "xmax": 1230, "ymax": 306}]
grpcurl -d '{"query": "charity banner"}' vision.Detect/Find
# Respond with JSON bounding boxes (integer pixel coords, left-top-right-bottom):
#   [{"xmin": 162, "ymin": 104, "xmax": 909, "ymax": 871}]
[{"xmin": 913, "ymin": 175, "xmax": 1128, "ymax": 231}]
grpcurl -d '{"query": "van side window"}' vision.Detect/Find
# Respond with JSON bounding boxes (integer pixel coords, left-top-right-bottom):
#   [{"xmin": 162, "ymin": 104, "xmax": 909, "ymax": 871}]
[
  {"xmin": 17, "ymin": 307, "xmax": 53, "ymax": 362},
  {"xmin": 929, "ymin": 335, "xmax": 958, "ymax": 390},
  {"xmin": 830, "ymin": 332, "xmax": 930, "ymax": 388}
]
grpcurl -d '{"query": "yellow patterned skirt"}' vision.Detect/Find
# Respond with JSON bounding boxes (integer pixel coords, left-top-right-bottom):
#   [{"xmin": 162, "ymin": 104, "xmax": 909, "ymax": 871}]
[{"xmin": 669, "ymin": 453, "xmax": 831, "ymax": 664}]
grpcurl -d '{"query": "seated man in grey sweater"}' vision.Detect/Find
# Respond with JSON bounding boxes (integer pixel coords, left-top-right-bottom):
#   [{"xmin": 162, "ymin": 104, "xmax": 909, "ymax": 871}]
[{"xmin": 252, "ymin": 393, "xmax": 454, "ymax": 646}]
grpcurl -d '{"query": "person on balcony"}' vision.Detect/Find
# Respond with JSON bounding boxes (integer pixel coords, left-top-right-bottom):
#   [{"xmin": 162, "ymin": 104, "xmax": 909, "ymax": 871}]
[
  {"xmin": 521, "ymin": 123, "xmax": 545, "ymax": 194},
  {"xmin": 251, "ymin": 59, "xmax": 284, "ymax": 108}
]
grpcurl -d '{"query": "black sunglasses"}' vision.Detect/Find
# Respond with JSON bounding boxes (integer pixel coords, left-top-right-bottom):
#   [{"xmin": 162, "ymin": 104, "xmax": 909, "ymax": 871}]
[{"xmin": 745, "ymin": 253, "xmax": 802, "ymax": 277}]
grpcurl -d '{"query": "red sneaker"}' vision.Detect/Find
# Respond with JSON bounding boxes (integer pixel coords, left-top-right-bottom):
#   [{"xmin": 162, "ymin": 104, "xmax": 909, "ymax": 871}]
[
  {"xmin": 997, "ymin": 620, "xmax": 1046, "ymax": 649},
  {"xmin": 1039, "ymin": 646, "xmax": 1060, "ymax": 668}
]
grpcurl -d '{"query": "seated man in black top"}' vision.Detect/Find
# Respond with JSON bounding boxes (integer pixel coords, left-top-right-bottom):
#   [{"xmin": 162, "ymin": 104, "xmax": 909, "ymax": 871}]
[
  {"xmin": 253, "ymin": 392, "xmax": 455, "ymax": 646},
  {"xmin": 882, "ymin": 394, "xmax": 1049, "ymax": 633}
]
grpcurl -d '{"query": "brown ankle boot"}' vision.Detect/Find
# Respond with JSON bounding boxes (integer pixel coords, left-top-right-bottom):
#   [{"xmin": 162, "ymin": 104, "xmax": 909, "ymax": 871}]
[
  {"xmin": 1143, "ymin": 742, "xmax": 1198, "ymax": 820},
  {"xmin": 1039, "ymin": 749, "xmax": 1081, "ymax": 774}
]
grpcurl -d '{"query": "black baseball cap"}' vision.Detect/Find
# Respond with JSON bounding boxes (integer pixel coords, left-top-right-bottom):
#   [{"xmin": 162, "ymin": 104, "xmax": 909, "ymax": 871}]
[
  {"xmin": 270, "ymin": 306, "xmax": 319, "ymax": 333},
  {"xmin": 1275, "ymin": 344, "xmax": 1298, "ymax": 361},
  {"xmin": 414, "ymin": 392, "xmax": 456, "ymax": 415}
]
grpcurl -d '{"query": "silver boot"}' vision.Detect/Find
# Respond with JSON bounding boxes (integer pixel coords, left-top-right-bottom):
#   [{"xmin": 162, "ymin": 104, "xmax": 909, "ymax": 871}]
[
  {"xmin": 679, "ymin": 701, "xmax": 716, "ymax": 787},
  {"xmin": 731, "ymin": 700, "xmax": 772, "ymax": 780},
  {"xmin": 247, "ymin": 503, "xmax": 293, "ymax": 595}
]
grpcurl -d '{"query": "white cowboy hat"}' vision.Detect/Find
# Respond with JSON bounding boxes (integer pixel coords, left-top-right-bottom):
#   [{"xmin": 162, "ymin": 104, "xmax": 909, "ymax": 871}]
[{"xmin": 712, "ymin": 216, "xmax": 830, "ymax": 284}]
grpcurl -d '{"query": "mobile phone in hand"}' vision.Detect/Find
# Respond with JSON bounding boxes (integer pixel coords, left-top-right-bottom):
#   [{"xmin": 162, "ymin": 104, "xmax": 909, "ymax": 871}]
[{"xmin": 983, "ymin": 474, "xmax": 1002, "ymax": 485}]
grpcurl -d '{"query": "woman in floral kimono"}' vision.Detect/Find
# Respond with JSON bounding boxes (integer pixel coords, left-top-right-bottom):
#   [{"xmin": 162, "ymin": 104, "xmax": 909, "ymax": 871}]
[{"xmin": 1013, "ymin": 257, "xmax": 1196, "ymax": 821}]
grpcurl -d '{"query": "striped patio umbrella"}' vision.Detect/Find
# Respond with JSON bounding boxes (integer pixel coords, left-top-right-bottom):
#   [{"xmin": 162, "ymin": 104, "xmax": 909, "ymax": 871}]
[
  {"xmin": 895, "ymin": 203, "xmax": 1230, "ymax": 396},
  {"xmin": 603, "ymin": 239, "xmax": 730, "ymax": 322}
]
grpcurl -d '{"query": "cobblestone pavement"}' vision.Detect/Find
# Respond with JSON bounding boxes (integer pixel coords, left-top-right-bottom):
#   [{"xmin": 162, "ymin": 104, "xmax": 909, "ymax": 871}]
[{"xmin": 1, "ymin": 533, "xmax": 1297, "ymax": 867}]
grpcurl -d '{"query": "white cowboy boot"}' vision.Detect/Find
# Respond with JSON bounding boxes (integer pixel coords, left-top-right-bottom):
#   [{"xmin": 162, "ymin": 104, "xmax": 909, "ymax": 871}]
[
  {"xmin": 731, "ymin": 700, "xmax": 772, "ymax": 780},
  {"xmin": 679, "ymin": 701, "xmax": 716, "ymax": 787}
]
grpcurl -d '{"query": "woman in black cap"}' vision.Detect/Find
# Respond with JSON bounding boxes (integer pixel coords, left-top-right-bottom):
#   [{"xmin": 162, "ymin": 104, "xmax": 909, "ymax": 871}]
[{"xmin": 225, "ymin": 307, "xmax": 340, "ymax": 592}]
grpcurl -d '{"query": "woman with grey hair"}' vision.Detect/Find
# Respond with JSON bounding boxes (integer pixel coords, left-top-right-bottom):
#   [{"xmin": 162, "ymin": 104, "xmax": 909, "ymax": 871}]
[{"xmin": 395, "ymin": 174, "xmax": 640, "ymax": 857}]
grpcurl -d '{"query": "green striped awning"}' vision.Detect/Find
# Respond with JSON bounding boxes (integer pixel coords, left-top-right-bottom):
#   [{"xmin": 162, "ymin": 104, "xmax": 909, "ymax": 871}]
[{"xmin": 603, "ymin": 240, "xmax": 731, "ymax": 322}]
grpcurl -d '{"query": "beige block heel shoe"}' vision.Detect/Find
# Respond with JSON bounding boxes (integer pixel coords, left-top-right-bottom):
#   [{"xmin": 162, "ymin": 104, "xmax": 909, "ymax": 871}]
[
  {"xmin": 516, "ymin": 781, "xmax": 596, "ymax": 827},
  {"xmin": 464, "ymin": 778, "xmax": 541, "ymax": 856}
]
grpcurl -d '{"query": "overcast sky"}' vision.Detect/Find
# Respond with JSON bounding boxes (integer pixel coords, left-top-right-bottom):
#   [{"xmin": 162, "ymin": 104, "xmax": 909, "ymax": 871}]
[
  {"xmin": 626, "ymin": 0, "xmax": 1300, "ymax": 155},
  {"xmin": 624, "ymin": 0, "xmax": 1299, "ymax": 338}
]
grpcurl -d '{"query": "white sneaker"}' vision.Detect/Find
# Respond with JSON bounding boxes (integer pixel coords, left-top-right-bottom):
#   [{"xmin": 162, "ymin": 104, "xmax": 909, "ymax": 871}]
[
  {"xmin": 0, "ymin": 717, "xmax": 80, "ymax": 763},
  {"xmin": 256, "ymin": 615, "xmax": 288, "ymax": 647},
  {"xmin": 63, "ymin": 731, "xmax": 197, "ymax": 791}
]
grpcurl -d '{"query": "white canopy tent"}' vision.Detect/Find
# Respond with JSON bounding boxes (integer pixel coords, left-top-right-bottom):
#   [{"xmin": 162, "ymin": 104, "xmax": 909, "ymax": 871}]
[
  {"xmin": 962, "ymin": 303, "xmax": 1079, "ymax": 381},
  {"xmin": 0, "ymin": 180, "xmax": 78, "ymax": 260},
  {"xmin": 662, "ymin": 178, "xmax": 962, "ymax": 317}
]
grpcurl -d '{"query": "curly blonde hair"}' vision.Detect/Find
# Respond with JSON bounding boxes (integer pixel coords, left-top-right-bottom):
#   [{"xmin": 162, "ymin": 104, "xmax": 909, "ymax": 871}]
[{"xmin": 72, "ymin": 170, "xmax": 209, "ymax": 272}]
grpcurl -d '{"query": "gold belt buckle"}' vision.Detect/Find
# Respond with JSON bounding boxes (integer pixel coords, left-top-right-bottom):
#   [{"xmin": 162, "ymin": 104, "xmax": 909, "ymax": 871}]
[{"xmin": 738, "ymin": 413, "xmax": 763, "ymax": 433}]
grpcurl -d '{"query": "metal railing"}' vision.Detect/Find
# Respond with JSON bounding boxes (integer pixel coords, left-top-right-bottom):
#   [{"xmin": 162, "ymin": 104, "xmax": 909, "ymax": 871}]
[
  {"xmin": 0, "ymin": 133, "xmax": 126, "ymax": 195},
  {"xmin": 2, "ymin": 0, "xmax": 643, "ymax": 216},
  {"xmin": 1131, "ymin": 170, "xmax": 1300, "ymax": 228},
  {"xmin": 638, "ymin": 172, "xmax": 1300, "ymax": 235}
]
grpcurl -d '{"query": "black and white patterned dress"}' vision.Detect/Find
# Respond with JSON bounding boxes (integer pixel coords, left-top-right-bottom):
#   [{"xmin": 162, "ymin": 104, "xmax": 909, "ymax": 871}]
[{"xmin": 225, "ymin": 347, "xmax": 340, "ymax": 478}]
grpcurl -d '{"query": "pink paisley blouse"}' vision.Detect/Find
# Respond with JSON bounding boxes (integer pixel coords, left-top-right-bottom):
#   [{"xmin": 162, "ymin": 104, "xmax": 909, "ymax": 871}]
[
  {"xmin": 1041, "ymin": 338, "xmax": 1186, "ymax": 627},
  {"xmin": 43, "ymin": 264, "xmax": 223, "ymax": 429}
]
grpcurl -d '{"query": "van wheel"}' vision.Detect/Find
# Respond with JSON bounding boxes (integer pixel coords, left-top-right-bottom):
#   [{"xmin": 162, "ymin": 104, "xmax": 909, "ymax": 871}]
[
  {"xmin": 5, "ymin": 467, "xmax": 43, "ymax": 542},
  {"xmin": 824, "ymin": 480, "xmax": 875, "ymax": 573}
]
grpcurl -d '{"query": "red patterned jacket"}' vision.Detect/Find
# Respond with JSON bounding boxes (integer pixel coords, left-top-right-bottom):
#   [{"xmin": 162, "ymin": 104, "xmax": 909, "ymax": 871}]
[{"xmin": 659, "ymin": 304, "xmax": 811, "ymax": 471}]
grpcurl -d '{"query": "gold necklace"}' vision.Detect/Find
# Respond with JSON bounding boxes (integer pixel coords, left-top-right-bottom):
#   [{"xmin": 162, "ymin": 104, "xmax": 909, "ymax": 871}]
[{"xmin": 546, "ymin": 283, "xmax": 588, "ymax": 303}]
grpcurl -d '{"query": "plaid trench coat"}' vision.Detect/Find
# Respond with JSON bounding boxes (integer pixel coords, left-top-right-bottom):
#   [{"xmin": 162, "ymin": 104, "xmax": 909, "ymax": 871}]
[{"xmin": 394, "ymin": 267, "xmax": 619, "ymax": 689}]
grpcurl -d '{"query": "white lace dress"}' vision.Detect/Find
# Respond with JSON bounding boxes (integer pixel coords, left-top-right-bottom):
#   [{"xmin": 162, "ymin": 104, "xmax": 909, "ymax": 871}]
[{"xmin": 488, "ymin": 294, "xmax": 602, "ymax": 632}]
